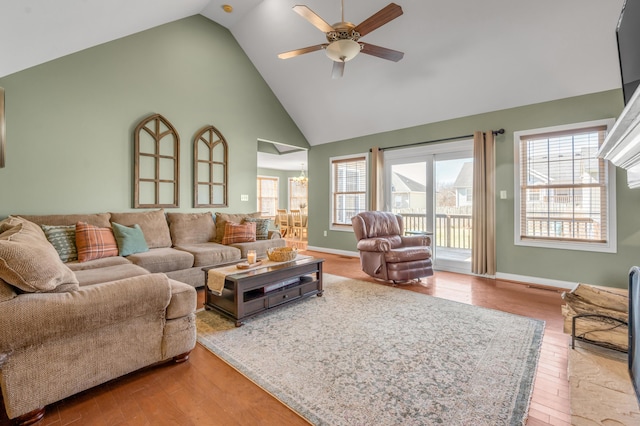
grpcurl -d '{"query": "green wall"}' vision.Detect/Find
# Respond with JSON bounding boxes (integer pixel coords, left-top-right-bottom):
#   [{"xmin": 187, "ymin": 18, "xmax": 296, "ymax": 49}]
[
  {"xmin": 308, "ymin": 90, "xmax": 640, "ymax": 288},
  {"xmin": 0, "ymin": 15, "xmax": 308, "ymax": 217}
]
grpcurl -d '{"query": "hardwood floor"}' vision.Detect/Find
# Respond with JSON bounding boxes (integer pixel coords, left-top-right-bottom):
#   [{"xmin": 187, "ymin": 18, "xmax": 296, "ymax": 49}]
[{"xmin": 0, "ymin": 251, "xmax": 570, "ymax": 425}]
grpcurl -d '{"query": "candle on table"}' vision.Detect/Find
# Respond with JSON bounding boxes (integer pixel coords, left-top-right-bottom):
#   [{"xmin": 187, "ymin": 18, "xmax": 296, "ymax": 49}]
[{"xmin": 247, "ymin": 250, "xmax": 256, "ymax": 264}]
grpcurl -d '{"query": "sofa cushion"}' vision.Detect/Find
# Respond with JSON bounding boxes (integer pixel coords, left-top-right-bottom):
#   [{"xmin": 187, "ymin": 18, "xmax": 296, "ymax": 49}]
[
  {"xmin": 17, "ymin": 213, "xmax": 111, "ymax": 228},
  {"xmin": 125, "ymin": 247, "xmax": 194, "ymax": 273},
  {"xmin": 167, "ymin": 212, "xmax": 215, "ymax": 245},
  {"xmin": 229, "ymin": 238, "xmax": 286, "ymax": 258},
  {"xmin": 75, "ymin": 222, "xmax": 119, "ymax": 262},
  {"xmin": 112, "ymin": 222, "xmax": 149, "ymax": 257},
  {"xmin": 173, "ymin": 243, "xmax": 241, "ymax": 267},
  {"xmin": 0, "ymin": 278, "xmax": 17, "ymax": 303},
  {"xmin": 222, "ymin": 221, "xmax": 256, "ymax": 245},
  {"xmin": 166, "ymin": 279, "xmax": 197, "ymax": 320},
  {"xmin": 242, "ymin": 218, "xmax": 273, "ymax": 240},
  {"xmin": 74, "ymin": 263, "xmax": 151, "ymax": 286},
  {"xmin": 41, "ymin": 224, "xmax": 78, "ymax": 262},
  {"xmin": 214, "ymin": 212, "xmax": 261, "ymax": 243},
  {"xmin": 66, "ymin": 256, "xmax": 132, "ymax": 271},
  {"xmin": 0, "ymin": 217, "xmax": 79, "ymax": 293},
  {"xmin": 110, "ymin": 209, "xmax": 172, "ymax": 249}
]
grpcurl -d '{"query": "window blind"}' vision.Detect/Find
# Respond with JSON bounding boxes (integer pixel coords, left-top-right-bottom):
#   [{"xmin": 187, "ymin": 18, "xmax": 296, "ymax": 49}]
[
  {"xmin": 519, "ymin": 126, "xmax": 609, "ymax": 243},
  {"xmin": 332, "ymin": 156, "xmax": 367, "ymax": 225},
  {"xmin": 257, "ymin": 176, "xmax": 278, "ymax": 217}
]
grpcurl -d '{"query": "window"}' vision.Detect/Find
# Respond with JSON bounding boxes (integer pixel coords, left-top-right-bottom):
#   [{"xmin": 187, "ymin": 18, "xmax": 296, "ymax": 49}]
[
  {"xmin": 514, "ymin": 119, "xmax": 616, "ymax": 253},
  {"xmin": 331, "ymin": 154, "xmax": 367, "ymax": 228},
  {"xmin": 257, "ymin": 176, "xmax": 278, "ymax": 217},
  {"xmin": 288, "ymin": 178, "xmax": 308, "ymax": 211}
]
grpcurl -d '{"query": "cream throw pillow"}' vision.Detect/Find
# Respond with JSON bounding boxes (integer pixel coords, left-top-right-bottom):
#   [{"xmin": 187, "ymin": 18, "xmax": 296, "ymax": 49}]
[{"xmin": 0, "ymin": 217, "xmax": 79, "ymax": 293}]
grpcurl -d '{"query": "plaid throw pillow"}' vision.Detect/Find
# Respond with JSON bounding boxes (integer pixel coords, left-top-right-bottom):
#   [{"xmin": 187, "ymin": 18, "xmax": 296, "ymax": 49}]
[
  {"xmin": 41, "ymin": 224, "xmax": 78, "ymax": 262},
  {"xmin": 242, "ymin": 218, "xmax": 272, "ymax": 240},
  {"xmin": 75, "ymin": 222, "xmax": 119, "ymax": 262},
  {"xmin": 222, "ymin": 221, "xmax": 256, "ymax": 245}
]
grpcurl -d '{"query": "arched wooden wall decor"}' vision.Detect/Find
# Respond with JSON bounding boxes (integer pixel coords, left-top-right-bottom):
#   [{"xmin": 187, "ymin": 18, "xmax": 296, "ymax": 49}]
[
  {"xmin": 134, "ymin": 113, "xmax": 180, "ymax": 208},
  {"xmin": 193, "ymin": 125, "xmax": 228, "ymax": 207}
]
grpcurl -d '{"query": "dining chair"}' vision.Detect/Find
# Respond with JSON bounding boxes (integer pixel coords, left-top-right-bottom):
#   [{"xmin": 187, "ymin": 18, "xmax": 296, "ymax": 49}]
[
  {"xmin": 290, "ymin": 209, "xmax": 307, "ymax": 240},
  {"xmin": 276, "ymin": 209, "xmax": 290, "ymax": 237}
]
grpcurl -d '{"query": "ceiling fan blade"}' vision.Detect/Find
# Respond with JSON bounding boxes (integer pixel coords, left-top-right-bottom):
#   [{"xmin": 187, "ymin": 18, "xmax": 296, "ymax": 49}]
[
  {"xmin": 360, "ymin": 43, "xmax": 404, "ymax": 62},
  {"xmin": 354, "ymin": 3, "xmax": 403, "ymax": 37},
  {"xmin": 293, "ymin": 5, "xmax": 334, "ymax": 33},
  {"xmin": 278, "ymin": 44, "xmax": 328, "ymax": 60},
  {"xmin": 331, "ymin": 61, "xmax": 345, "ymax": 79}
]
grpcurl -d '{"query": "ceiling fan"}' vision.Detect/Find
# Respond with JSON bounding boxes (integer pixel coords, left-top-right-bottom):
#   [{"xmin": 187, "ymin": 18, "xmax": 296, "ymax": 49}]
[{"xmin": 278, "ymin": 1, "xmax": 404, "ymax": 79}]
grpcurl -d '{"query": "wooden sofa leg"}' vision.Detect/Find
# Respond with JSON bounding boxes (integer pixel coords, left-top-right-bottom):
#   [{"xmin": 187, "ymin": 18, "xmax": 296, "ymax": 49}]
[
  {"xmin": 14, "ymin": 407, "xmax": 45, "ymax": 425},
  {"xmin": 173, "ymin": 351, "xmax": 191, "ymax": 363}
]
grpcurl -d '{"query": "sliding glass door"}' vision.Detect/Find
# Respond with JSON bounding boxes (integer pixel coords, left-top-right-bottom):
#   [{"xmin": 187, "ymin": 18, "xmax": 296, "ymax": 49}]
[{"xmin": 384, "ymin": 141, "xmax": 473, "ymax": 273}]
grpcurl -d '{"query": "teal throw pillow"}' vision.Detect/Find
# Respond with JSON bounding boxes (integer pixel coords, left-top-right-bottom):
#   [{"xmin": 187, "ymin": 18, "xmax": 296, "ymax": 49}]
[
  {"xmin": 41, "ymin": 224, "xmax": 78, "ymax": 262},
  {"xmin": 111, "ymin": 222, "xmax": 149, "ymax": 257},
  {"xmin": 243, "ymin": 218, "xmax": 272, "ymax": 240}
]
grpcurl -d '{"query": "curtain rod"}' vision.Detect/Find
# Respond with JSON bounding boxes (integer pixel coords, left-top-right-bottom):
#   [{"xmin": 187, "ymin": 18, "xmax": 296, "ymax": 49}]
[{"xmin": 373, "ymin": 128, "xmax": 505, "ymax": 152}]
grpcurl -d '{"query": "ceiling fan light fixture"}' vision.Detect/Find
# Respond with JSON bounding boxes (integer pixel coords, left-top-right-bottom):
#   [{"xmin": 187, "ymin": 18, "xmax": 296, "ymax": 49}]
[{"xmin": 325, "ymin": 39, "xmax": 361, "ymax": 62}]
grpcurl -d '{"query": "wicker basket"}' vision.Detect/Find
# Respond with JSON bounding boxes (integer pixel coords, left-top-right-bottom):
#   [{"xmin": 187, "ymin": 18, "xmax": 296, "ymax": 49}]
[{"xmin": 267, "ymin": 247, "xmax": 298, "ymax": 262}]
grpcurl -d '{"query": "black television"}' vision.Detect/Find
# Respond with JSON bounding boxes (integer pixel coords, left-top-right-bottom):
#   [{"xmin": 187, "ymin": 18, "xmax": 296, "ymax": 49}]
[{"xmin": 617, "ymin": 0, "xmax": 640, "ymax": 104}]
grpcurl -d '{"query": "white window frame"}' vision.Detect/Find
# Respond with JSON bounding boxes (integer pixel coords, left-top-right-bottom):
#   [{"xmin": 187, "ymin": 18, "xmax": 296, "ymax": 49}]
[
  {"xmin": 330, "ymin": 153, "xmax": 369, "ymax": 232},
  {"xmin": 513, "ymin": 119, "xmax": 617, "ymax": 253}
]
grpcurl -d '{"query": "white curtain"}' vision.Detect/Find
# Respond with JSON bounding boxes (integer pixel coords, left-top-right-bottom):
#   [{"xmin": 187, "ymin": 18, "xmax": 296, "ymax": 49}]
[{"xmin": 471, "ymin": 131, "xmax": 496, "ymax": 275}]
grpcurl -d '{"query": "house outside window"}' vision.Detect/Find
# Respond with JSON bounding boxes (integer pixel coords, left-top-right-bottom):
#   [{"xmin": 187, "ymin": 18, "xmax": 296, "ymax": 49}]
[
  {"xmin": 331, "ymin": 154, "xmax": 368, "ymax": 229},
  {"xmin": 257, "ymin": 176, "xmax": 278, "ymax": 217},
  {"xmin": 513, "ymin": 119, "xmax": 616, "ymax": 253}
]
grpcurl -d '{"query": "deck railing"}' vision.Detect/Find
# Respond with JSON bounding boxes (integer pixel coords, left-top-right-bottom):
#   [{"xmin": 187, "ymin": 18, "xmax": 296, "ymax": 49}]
[
  {"xmin": 401, "ymin": 213, "xmax": 472, "ymax": 250},
  {"xmin": 523, "ymin": 216, "xmax": 601, "ymax": 240},
  {"xmin": 400, "ymin": 212, "xmax": 601, "ymax": 250}
]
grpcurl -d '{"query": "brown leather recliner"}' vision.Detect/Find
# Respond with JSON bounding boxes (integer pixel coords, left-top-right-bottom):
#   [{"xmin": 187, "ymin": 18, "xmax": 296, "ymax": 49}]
[{"xmin": 352, "ymin": 211, "xmax": 433, "ymax": 283}]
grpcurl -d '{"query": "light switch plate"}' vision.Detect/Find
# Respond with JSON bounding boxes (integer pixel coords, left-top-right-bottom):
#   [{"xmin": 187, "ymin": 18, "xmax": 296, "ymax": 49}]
[
  {"xmin": 500, "ymin": 190, "xmax": 507, "ymax": 199},
  {"xmin": 241, "ymin": 194, "xmax": 249, "ymax": 201}
]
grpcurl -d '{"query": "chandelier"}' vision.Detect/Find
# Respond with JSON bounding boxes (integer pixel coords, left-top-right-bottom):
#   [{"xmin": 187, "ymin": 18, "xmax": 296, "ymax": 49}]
[{"xmin": 293, "ymin": 163, "xmax": 308, "ymax": 187}]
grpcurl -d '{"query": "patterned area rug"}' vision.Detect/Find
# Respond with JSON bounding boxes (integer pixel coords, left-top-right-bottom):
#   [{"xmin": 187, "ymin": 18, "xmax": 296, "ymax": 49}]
[{"xmin": 196, "ymin": 274, "xmax": 544, "ymax": 425}]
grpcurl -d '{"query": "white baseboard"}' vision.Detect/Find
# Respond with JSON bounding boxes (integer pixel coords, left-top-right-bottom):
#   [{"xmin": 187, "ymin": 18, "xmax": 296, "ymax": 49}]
[
  {"xmin": 305, "ymin": 246, "xmax": 576, "ymax": 290},
  {"xmin": 495, "ymin": 272, "xmax": 576, "ymax": 290},
  {"xmin": 305, "ymin": 245, "xmax": 359, "ymax": 258}
]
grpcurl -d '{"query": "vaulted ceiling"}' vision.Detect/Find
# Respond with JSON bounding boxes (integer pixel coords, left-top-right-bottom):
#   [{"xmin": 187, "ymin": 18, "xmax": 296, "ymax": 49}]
[{"xmin": 0, "ymin": 0, "xmax": 626, "ymax": 146}]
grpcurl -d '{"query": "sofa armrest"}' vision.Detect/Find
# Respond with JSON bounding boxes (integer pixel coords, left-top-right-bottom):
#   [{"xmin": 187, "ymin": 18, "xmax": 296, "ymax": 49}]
[
  {"xmin": 0, "ymin": 273, "xmax": 171, "ymax": 352},
  {"xmin": 400, "ymin": 235, "xmax": 431, "ymax": 247},
  {"xmin": 357, "ymin": 238, "xmax": 391, "ymax": 252}
]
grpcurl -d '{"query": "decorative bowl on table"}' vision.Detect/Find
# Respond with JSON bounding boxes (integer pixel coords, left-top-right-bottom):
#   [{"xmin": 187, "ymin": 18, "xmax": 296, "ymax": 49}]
[{"xmin": 267, "ymin": 247, "xmax": 298, "ymax": 262}]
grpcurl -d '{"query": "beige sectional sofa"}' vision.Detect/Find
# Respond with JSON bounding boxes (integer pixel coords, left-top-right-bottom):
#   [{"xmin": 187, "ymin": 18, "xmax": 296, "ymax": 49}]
[
  {"xmin": 19, "ymin": 209, "xmax": 285, "ymax": 288},
  {"xmin": 0, "ymin": 210, "xmax": 284, "ymax": 424}
]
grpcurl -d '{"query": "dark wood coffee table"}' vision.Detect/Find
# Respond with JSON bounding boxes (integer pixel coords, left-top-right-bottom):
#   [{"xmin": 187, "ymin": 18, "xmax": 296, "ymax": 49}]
[{"xmin": 203, "ymin": 257, "xmax": 323, "ymax": 326}]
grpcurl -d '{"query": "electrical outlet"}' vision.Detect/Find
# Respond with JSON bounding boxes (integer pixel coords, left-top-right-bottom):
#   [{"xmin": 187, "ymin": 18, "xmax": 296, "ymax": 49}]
[
  {"xmin": 323, "ymin": 230, "xmax": 327, "ymax": 237},
  {"xmin": 500, "ymin": 190, "xmax": 507, "ymax": 199},
  {"xmin": 240, "ymin": 194, "xmax": 249, "ymax": 201}
]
